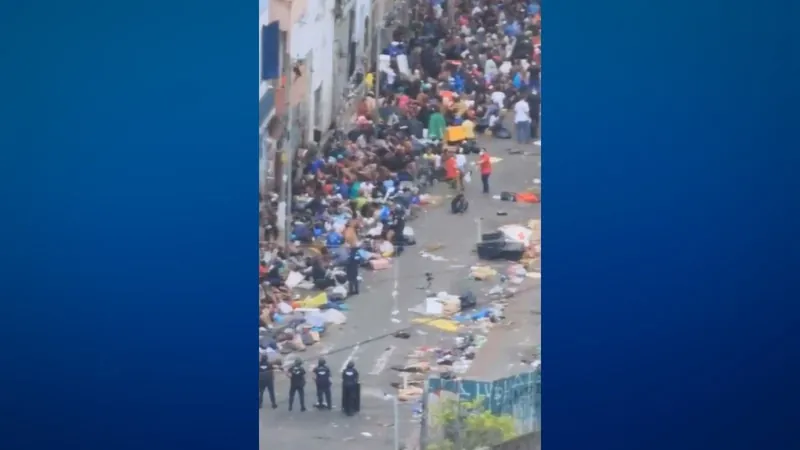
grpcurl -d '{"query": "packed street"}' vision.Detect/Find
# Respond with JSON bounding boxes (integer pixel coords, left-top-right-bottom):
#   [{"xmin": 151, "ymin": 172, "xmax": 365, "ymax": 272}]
[
  {"xmin": 259, "ymin": 0, "xmax": 542, "ymax": 448},
  {"xmin": 259, "ymin": 135, "xmax": 540, "ymax": 450}
]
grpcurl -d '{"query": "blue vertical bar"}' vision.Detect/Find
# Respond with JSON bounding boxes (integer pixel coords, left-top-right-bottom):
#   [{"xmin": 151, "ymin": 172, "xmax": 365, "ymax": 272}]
[{"xmin": 261, "ymin": 22, "xmax": 279, "ymax": 80}]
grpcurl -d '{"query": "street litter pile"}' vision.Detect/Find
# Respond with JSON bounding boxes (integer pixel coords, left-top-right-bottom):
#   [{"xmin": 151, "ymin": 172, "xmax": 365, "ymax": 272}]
[
  {"xmin": 386, "ymin": 259, "xmax": 540, "ymax": 403},
  {"xmin": 476, "ymin": 219, "xmax": 540, "ymax": 262}
]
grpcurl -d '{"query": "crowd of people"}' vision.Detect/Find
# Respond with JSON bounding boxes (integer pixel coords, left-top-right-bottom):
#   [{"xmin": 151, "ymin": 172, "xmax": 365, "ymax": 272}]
[{"xmin": 259, "ymin": 0, "xmax": 542, "ymax": 412}]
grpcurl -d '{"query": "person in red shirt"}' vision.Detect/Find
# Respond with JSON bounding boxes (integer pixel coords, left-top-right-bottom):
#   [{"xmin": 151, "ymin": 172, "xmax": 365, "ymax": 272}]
[
  {"xmin": 444, "ymin": 151, "xmax": 461, "ymax": 191},
  {"xmin": 478, "ymin": 148, "xmax": 492, "ymax": 193}
]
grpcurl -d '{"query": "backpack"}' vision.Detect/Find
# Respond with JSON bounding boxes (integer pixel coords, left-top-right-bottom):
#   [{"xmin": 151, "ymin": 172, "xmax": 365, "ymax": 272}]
[{"xmin": 451, "ymin": 194, "xmax": 469, "ymax": 214}]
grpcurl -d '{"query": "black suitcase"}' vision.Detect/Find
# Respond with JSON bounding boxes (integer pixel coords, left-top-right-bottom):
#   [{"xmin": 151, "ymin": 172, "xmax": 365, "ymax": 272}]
[
  {"xmin": 477, "ymin": 240, "xmax": 526, "ymax": 261},
  {"xmin": 482, "ymin": 231, "xmax": 504, "ymax": 241}
]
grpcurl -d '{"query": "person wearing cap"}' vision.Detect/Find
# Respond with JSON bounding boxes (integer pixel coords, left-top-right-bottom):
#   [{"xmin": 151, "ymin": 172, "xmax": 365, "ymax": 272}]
[
  {"xmin": 341, "ymin": 361, "xmax": 360, "ymax": 416},
  {"xmin": 259, "ymin": 357, "xmax": 278, "ymax": 410},
  {"xmin": 313, "ymin": 357, "xmax": 332, "ymax": 410},
  {"xmin": 288, "ymin": 359, "xmax": 307, "ymax": 412}
]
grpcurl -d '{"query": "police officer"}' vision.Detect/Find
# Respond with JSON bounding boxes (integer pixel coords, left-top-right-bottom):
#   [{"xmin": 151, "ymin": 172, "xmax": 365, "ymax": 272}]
[
  {"xmin": 346, "ymin": 247, "xmax": 360, "ymax": 296},
  {"xmin": 259, "ymin": 357, "xmax": 277, "ymax": 409},
  {"xmin": 344, "ymin": 220, "xmax": 361, "ymax": 296},
  {"xmin": 313, "ymin": 357, "xmax": 332, "ymax": 409},
  {"xmin": 341, "ymin": 361, "xmax": 360, "ymax": 416},
  {"xmin": 288, "ymin": 359, "xmax": 307, "ymax": 412},
  {"xmin": 392, "ymin": 205, "xmax": 406, "ymax": 256}
]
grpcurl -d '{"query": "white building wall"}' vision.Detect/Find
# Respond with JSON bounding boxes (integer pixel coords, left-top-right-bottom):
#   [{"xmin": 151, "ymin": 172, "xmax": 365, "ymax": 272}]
[
  {"xmin": 291, "ymin": 0, "xmax": 336, "ymax": 138},
  {"xmin": 355, "ymin": 0, "xmax": 371, "ymax": 51}
]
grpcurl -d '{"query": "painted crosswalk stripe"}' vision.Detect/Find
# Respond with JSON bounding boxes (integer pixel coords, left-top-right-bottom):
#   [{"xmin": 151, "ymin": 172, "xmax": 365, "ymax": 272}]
[
  {"xmin": 369, "ymin": 345, "xmax": 396, "ymax": 375},
  {"xmin": 340, "ymin": 343, "xmax": 360, "ymax": 373}
]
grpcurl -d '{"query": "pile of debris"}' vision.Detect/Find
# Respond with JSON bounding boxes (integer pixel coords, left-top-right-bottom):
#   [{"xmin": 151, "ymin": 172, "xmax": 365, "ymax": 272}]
[{"xmin": 388, "ymin": 331, "xmax": 491, "ymax": 403}]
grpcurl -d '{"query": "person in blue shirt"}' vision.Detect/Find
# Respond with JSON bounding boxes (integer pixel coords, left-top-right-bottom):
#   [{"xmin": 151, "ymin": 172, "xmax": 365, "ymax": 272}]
[
  {"xmin": 453, "ymin": 73, "xmax": 465, "ymax": 94},
  {"xmin": 504, "ymin": 21, "xmax": 521, "ymax": 38},
  {"xmin": 337, "ymin": 181, "xmax": 350, "ymax": 199},
  {"xmin": 513, "ymin": 71, "xmax": 523, "ymax": 90},
  {"xmin": 309, "ymin": 157, "xmax": 325, "ymax": 175}
]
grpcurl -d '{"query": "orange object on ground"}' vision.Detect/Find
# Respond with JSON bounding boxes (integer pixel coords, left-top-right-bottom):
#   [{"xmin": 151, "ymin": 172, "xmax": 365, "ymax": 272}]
[{"xmin": 516, "ymin": 192, "xmax": 540, "ymax": 203}]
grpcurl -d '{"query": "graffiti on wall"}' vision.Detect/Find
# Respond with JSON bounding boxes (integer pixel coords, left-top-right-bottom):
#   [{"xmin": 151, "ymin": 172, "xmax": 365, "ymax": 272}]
[{"xmin": 428, "ymin": 369, "xmax": 542, "ymax": 430}]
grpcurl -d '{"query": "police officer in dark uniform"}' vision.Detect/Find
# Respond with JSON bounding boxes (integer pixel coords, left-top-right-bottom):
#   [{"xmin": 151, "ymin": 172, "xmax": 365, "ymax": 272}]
[
  {"xmin": 288, "ymin": 359, "xmax": 307, "ymax": 412},
  {"xmin": 313, "ymin": 357, "xmax": 333, "ymax": 409},
  {"xmin": 341, "ymin": 361, "xmax": 360, "ymax": 416},
  {"xmin": 259, "ymin": 357, "xmax": 278, "ymax": 409},
  {"xmin": 391, "ymin": 205, "xmax": 406, "ymax": 256},
  {"xmin": 346, "ymin": 248, "xmax": 360, "ymax": 296}
]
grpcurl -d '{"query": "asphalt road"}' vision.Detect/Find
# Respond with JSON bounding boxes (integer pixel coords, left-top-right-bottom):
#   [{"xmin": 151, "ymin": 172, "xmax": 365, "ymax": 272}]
[{"xmin": 260, "ymin": 134, "xmax": 541, "ymax": 450}]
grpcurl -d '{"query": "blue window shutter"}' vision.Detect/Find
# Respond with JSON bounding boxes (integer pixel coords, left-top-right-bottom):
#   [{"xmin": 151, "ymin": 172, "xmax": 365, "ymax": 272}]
[{"xmin": 261, "ymin": 23, "xmax": 280, "ymax": 80}]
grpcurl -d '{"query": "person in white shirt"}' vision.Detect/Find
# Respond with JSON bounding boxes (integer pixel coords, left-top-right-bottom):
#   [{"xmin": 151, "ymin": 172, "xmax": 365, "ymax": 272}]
[
  {"xmin": 455, "ymin": 151, "xmax": 467, "ymax": 172},
  {"xmin": 513, "ymin": 97, "xmax": 531, "ymax": 145},
  {"xmin": 490, "ymin": 90, "xmax": 506, "ymax": 108},
  {"xmin": 386, "ymin": 69, "xmax": 396, "ymax": 86},
  {"xmin": 484, "ymin": 59, "xmax": 498, "ymax": 79}
]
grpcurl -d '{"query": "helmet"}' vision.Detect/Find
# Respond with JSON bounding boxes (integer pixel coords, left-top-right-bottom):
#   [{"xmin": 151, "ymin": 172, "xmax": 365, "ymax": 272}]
[
  {"xmin": 318, "ymin": 357, "xmax": 327, "ymax": 366},
  {"xmin": 346, "ymin": 361, "xmax": 355, "ymax": 369},
  {"xmin": 294, "ymin": 359, "xmax": 303, "ymax": 367}
]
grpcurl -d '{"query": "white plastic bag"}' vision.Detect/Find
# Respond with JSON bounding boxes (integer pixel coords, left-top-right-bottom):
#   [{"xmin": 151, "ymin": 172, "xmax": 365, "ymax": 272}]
[{"xmin": 464, "ymin": 171, "xmax": 472, "ymax": 184}]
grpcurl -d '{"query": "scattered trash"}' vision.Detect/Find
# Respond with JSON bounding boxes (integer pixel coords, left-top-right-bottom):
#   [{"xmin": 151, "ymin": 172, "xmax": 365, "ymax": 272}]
[
  {"xmin": 470, "ymin": 265, "xmax": 497, "ymax": 280},
  {"xmin": 411, "ymin": 318, "xmax": 460, "ymax": 332},
  {"xmin": 361, "ymin": 432, "xmax": 373, "ymax": 438},
  {"xmin": 394, "ymin": 331, "xmax": 411, "ymax": 339},
  {"xmin": 424, "ymin": 243, "xmax": 444, "ymax": 252},
  {"xmin": 420, "ymin": 251, "xmax": 448, "ymax": 262},
  {"xmin": 391, "ymin": 318, "xmax": 402, "ymax": 324},
  {"xmin": 496, "ymin": 210, "xmax": 508, "ymax": 216},
  {"xmin": 533, "ymin": 178, "xmax": 541, "ymax": 184}
]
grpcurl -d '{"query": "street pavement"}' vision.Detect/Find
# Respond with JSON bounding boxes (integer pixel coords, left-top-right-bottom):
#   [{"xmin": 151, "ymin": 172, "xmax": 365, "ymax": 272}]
[{"xmin": 260, "ymin": 133, "xmax": 541, "ymax": 450}]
